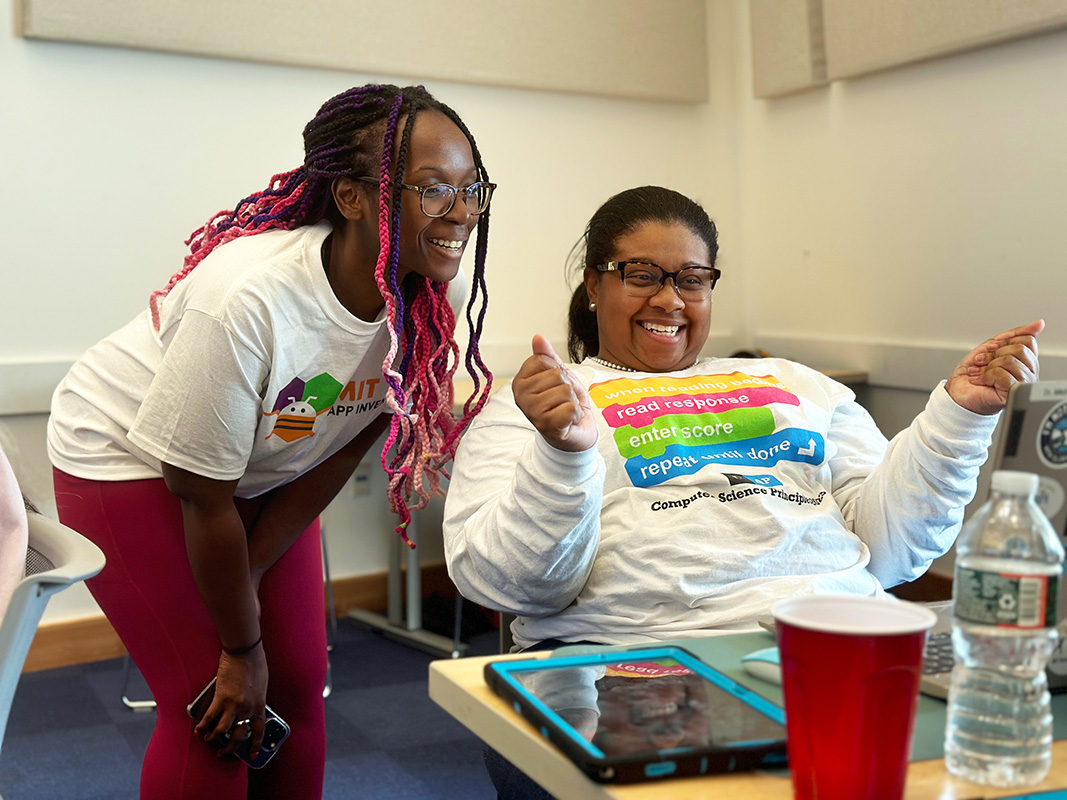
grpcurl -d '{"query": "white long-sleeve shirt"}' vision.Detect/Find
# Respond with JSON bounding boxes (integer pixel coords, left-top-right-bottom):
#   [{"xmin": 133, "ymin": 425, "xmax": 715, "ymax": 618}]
[{"xmin": 443, "ymin": 357, "xmax": 998, "ymax": 649}]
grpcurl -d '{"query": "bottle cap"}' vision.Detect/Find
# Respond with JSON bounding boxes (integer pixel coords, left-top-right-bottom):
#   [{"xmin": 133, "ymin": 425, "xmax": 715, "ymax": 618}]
[{"xmin": 990, "ymin": 470, "xmax": 1039, "ymax": 496}]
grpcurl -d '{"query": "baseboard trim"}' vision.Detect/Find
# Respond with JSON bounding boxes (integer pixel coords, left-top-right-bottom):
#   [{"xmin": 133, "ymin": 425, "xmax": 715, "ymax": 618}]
[
  {"xmin": 26, "ymin": 615, "xmax": 128, "ymax": 673},
  {"xmin": 25, "ymin": 563, "xmax": 456, "ymax": 673},
  {"xmin": 0, "ymin": 360, "xmax": 74, "ymax": 415}
]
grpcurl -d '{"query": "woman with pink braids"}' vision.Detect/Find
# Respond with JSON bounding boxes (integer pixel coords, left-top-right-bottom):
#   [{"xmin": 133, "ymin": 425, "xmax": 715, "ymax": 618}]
[{"xmin": 46, "ymin": 84, "xmax": 493, "ymax": 798}]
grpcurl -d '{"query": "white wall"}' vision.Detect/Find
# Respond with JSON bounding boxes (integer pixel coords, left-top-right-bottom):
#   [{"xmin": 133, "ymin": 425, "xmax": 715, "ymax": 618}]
[
  {"xmin": 730, "ymin": 2, "xmax": 1067, "ymax": 577},
  {"xmin": 0, "ymin": 0, "xmax": 740, "ymax": 622},
  {"xmin": 7, "ymin": 0, "xmax": 1065, "ymax": 624},
  {"xmin": 731, "ymin": 3, "xmax": 1067, "ymax": 383}
]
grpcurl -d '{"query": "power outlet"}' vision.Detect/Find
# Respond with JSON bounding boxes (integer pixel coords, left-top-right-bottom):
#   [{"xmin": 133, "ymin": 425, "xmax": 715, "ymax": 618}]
[{"xmin": 352, "ymin": 463, "xmax": 372, "ymax": 496}]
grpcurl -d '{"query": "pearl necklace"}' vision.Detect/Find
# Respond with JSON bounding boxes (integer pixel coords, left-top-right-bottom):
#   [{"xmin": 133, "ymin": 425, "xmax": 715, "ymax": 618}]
[{"xmin": 588, "ymin": 356, "xmax": 637, "ymax": 372}]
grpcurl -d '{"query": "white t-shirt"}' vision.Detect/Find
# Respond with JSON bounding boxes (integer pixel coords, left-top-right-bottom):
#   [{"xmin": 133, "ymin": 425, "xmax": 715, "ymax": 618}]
[
  {"xmin": 443, "ymin": 357, "xmax": 999, "ymax": 648},
  {"xmin": 47, "ymin": 222, "xmax": 394, "ymax": 498}
]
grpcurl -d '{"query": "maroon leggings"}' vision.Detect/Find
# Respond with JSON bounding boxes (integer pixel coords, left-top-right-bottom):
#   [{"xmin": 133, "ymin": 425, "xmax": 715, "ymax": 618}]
[{"xmin": 53, "ymin": 469, "xmax": 327, "ymax": 800}]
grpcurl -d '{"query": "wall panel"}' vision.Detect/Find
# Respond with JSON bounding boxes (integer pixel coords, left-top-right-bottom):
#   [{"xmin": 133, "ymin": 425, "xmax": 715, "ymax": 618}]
[
  {"xmin": 19, "ymin": 0, "xmax": 709, "ymax": 102},
  {"xmin": 823, "ymin": 0, "xmax": 1067, "ymax": 80},
  {"xmin": 749, "ymin": 0, "xmax": 827, "ymax": 98},
  {"xmin": 750, "ymin": 0, "xmax": 1067, "ymax": 98}
]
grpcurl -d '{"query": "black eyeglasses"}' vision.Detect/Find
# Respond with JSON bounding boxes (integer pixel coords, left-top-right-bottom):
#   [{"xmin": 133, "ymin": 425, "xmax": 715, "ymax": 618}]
[
  {"xmin": 595, "ymin": 260, "xmax": 721, "ymax": 300},
  {"xmin": 356, "ymin": 176, "xmax": 496, "ymax": 218}
]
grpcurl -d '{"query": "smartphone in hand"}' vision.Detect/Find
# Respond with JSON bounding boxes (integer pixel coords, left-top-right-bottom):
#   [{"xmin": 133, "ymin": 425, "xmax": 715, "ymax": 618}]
[{"xmin": 186, "ymin": 677, "xmax": 291, "ymax": 769}]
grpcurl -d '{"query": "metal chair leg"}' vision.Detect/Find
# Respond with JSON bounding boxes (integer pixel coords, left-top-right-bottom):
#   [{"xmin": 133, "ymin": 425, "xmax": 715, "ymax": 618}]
[
  {"xmin": 121, "ymin": 653, "xmax": 156, "ymax": 712},
  {"xmin": 321, "ymin": 525, "xmax": 336, "ymax": 699},
  {"xmin": 451, "ymin": 593, "xmax": 464, "ymax": 659}
]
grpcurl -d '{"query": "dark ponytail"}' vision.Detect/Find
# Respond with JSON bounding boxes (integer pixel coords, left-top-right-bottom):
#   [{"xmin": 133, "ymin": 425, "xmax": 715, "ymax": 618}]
[{"xmin": 567, "ymin": 282, "xmax": 599, "ymax": 362}]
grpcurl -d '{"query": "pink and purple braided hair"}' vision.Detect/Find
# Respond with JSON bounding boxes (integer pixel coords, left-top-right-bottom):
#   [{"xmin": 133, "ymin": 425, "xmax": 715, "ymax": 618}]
[{"xmin": 149, "ymin": 84, "xmax": 493, "ymax": 545}]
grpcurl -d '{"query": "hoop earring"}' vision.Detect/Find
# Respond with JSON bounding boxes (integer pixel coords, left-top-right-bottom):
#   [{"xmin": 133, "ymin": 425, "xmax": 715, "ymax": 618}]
[{"xmin": 589, "ymin": 302, "xmax": 597, "ymax": 311}]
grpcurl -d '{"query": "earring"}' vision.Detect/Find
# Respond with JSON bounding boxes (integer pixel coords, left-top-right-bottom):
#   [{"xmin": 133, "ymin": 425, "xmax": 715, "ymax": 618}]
[{"xmin": 589, "ymin": 302, "xmax": 597, "ymax": 311}]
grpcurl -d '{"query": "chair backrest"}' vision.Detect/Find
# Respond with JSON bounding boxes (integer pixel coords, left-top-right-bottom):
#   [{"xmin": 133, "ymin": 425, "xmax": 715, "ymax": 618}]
[
  {"xmin": 0, "ymin": 513, "xmax": 105, "ymax": 752},
  {"xmin": 499, "ymin": 611, "xmax": 516, "ymax": 654}
]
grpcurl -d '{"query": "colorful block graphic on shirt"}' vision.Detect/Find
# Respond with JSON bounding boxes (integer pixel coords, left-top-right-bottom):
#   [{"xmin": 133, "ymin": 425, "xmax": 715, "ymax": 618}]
[
  {"xmin": 588, "ymin": 372, "xmax": 824, "ymax": 488},
  {"xmin": 614, "ymin": 407, "xmax": 774, "ymax": 459},
  {"xmin": 264, "ymin": 373, "xmax": 344, "ymax": 442}
]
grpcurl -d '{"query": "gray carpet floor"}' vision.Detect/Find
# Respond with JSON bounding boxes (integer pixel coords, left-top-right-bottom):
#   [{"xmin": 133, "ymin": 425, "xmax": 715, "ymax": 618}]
[{"xmin": 0, "ymin": 617, "xmax": 500, "ymax": 799}]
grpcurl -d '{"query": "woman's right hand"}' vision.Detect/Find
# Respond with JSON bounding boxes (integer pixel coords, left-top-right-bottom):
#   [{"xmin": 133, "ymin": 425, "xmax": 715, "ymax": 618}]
[
  {"xmin": 162, "ymin": 463, "xmax": 268, "ymax": 757},
  {"xmin": 513, "ymin": 335, "xmax": 599, "ymax": 453},
  {"xmin": 194, "ymin": 645, "xmax": 269, "ymax": 758}
]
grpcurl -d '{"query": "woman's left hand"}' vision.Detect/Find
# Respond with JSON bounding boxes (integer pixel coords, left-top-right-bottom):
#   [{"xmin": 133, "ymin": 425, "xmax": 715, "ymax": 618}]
[{"xmin": 946, "ymin": 319, "xmax": 1044, "ymax": 415}]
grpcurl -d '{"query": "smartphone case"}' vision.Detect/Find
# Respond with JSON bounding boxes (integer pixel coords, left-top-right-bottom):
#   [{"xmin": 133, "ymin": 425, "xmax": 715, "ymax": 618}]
[
  {"xmin": 186, "ymin": 678, "xmax": 292, "ymax": 769},
  {"xmin": 484, "ymin": 645, "xmax": 788, "ymax": 784}
]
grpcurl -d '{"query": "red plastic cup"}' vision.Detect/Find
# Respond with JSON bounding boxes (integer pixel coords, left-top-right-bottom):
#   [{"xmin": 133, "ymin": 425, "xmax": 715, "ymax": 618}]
[{"xmin": 772, "ymin": 595, "xmax": 937, "ymax": 800}]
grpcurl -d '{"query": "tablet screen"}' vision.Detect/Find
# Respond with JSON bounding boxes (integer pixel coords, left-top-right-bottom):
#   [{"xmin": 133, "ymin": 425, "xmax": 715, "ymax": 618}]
[{"xmin": 498, "ymin": 650, "xmax": 785, "ymax": 759}]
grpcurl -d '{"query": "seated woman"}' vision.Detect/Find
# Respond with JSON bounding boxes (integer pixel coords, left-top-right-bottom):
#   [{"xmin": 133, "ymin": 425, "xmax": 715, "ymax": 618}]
[{"xmin": 443, "ymin": 185, "xmax": 1043, "ymax": 653}]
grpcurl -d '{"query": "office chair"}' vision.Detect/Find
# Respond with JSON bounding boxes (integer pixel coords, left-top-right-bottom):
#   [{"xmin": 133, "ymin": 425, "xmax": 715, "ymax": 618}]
[
  {"xmin": 119, "ymin": 652, "xmax": 155, "ymax": 711},
  {"xmin": 0, "ymin": 513, "xmax": 106, "ymax": 759},
  {"xmin": 499, "ymin": 611, "xmax": 516, "ymax": 654}
]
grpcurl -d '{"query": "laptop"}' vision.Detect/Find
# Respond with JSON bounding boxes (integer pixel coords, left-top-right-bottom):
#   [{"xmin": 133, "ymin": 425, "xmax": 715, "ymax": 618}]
[{"xmin": 920, "ymin": 379, "xmax": 1067, "ymax": 699}]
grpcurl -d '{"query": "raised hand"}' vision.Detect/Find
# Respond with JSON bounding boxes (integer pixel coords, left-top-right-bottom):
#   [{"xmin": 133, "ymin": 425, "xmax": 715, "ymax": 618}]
[
  {"xmin": 513, "ymin": 335, "xmax": 599, "ymax": 452},
  {"xmin": 946, "ymin": 320, "xmax": 1044, "ymax": 415}
]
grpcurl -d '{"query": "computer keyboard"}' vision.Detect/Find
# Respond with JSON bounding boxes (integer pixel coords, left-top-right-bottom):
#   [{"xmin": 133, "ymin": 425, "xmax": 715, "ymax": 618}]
[
  {"xmin": 759, "ymin": 608, "xmax": 957, "ymax": 699},
  {"xmin": 920, "ymin": 631, "xmax": 953, "ymax": 699},
  {"xmin": 763, "ymin": 604, "xmax": 1067, "ymax": 701},
  {"xmin": 924, "ymin": 632, "xmax": 954, "ymax": 673}
]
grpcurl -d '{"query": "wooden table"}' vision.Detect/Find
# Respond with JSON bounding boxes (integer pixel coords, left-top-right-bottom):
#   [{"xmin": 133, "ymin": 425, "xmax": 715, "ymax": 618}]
[{"xmin": 429, "ymin": 649, "xmax": 1067, "ymax": 800}]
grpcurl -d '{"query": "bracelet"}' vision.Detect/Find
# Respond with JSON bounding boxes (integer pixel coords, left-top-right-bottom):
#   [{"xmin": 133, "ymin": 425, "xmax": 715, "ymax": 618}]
[{"xmin": 222, "ymin": 635, "xmax": 262, "ymax": 656}]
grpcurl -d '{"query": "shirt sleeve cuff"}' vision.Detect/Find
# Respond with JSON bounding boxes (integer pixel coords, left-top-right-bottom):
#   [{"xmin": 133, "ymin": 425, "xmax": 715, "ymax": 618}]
[
  {"xmin": 531, "ymin": 434, "xmax": 602, "ymax": 485},
  {"xmin": 930, "ymin": 380, "xmax": 1001, "ymax": 449}
]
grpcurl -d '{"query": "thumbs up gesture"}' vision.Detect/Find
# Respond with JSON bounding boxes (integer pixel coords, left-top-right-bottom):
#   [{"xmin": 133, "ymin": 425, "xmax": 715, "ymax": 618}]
[{"xmin": 513, "ymin": 335, "xmax": 599, "ymax": 453}]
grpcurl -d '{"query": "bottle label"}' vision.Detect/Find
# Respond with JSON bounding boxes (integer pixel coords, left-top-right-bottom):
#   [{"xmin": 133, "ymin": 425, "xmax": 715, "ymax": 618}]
[{"xmin": 954, "ymin": 568, "xmax": 1060, "ymax": 628}]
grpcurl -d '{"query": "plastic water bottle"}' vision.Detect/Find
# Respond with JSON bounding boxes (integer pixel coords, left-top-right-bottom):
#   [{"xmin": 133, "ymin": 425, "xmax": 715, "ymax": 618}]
[{"xmin": 945, "ymin": 470, "xmax": 1065, "ymax": 787}]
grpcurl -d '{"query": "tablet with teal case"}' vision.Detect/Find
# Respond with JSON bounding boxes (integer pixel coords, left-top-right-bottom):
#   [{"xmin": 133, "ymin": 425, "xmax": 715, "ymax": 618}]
[{"xmin": 484, "ymin": 645, "xmax": 787, "ymax": 784}]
